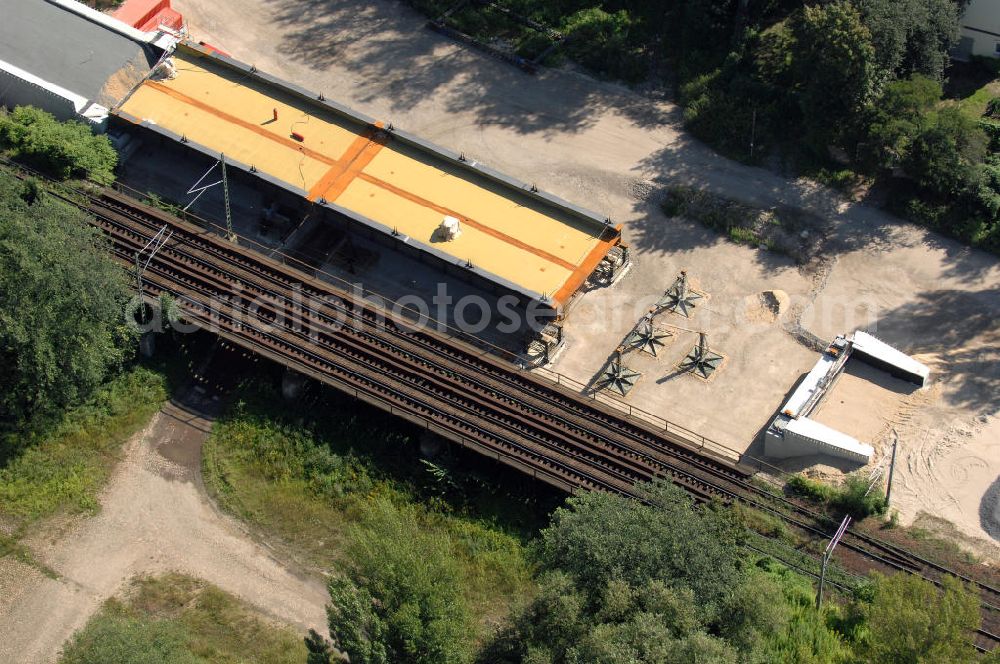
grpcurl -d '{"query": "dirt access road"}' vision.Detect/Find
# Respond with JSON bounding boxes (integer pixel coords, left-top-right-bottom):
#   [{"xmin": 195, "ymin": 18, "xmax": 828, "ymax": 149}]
[{"xmin": 0, "ymin": 389, "xmax": 328, "ymax": 664}]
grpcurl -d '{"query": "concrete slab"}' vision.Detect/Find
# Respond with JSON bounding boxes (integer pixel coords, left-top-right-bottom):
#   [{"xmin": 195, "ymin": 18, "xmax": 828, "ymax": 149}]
[
  {"xmin": 0, "ymin": 0, "xmax": 156, "ymax": 107},
  {"xmin": 116, "ymin": 45, "xmax": 616, "ymax": 306}
]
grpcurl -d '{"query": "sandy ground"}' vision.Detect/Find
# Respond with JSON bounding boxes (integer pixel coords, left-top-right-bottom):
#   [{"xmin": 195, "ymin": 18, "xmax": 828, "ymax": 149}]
[
  {"xmin": 0, "ymin": 391, "xmax": 329, "ymax": 664},
  {"xmin": 165, "ymin": 0, "xmax": 999, "ymax": 552},
  {"xmin": 811, "ymin": 361, "xmax": 917, "ymax": 446}
]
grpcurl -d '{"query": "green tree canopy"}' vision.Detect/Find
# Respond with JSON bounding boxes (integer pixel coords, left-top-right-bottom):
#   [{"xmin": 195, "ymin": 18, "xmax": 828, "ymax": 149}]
[
  {"xmin": 479, "ymin": 482, "xmax": 809, "ymax": 663},
  {"xmin": 859, "ymin": 573, "xmax": 980, "ymax": 664},
  {"xmin": 905, "ymin": 106, "xmax": 988, "ymax": 200},
  {"xmin": 0, "ymin": 171, "xmax": 134, "ymax": 426},
  {"xmin": 862, "ymin": 75, "xmax": 942, "ymax": 170},
  {"xmin": 857, "ymin": 0, "xmax": 960, "ymax": 84},
  {"xmin": 0, "ymin": 106, "xmax": 117, "ymax": 184},
  {"xmin": 535, "ymin": 481, "xmax": 745, "ymax": 620},
  {"xmin": 790, "ymin": 1, "xmax": 878, "ymax": 148},
  {"xmin": 325, "ymin": 500, "xmax": 472, "ymax": 664}
]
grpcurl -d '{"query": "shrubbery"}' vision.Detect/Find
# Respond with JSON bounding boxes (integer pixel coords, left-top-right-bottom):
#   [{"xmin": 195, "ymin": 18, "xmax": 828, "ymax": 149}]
[
  {"xmin": 0, "ymin": 169, "xmax": 134, "ymax": 425},
  {"xmin": 205, "ymin": 384, "xmax": 989, "ymax": 664},
  {"xmin": 58, "ymin": 574, "xmax": 306, "ymax": 664},
  {"xmin": 0, "ymin": 106, "xmax": 117, "ymax": 184},
  {"xmin": 561, "ymin": 8, "xmax": 645, "ymax": 82},
  {"xmin": 787, "ymin": 474, "xmax": 888, "ymax": 519},
  {"xmin": 203, "ymin": 383, "xmax": 535, "ymax": 664},
  {"xmin": 327, "ymin": 500, "xmax": 473, "ymax": 664}
]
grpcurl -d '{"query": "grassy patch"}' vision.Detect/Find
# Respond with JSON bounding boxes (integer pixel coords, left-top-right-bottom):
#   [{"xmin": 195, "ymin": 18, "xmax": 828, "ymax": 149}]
[
  {"xmin": 786, "ymin": 474, "xmax": 887, "ymax": 520},
  {"xmin": 660, "ymin": 185, "xmax": 822, "ymax": 260},
  {"xmin": 202, "ymin": 380, "xmax": 538, "ymax": 639},
  {"xmin": 732, "ymin": 504, "xmax": 797, "ymax": 545},
  {"xmin": 0, "ymin": 531, "xmax": 59, "ymax": 578},
  {"xmin": 906, "ymin": 526, "xmax": 978, "ymax": 564},
  {"xmin": 0, "ymin": 365, "xmax": 168, "ymax": 529},
  {"xmin": 58, "ymin": 573, "xmax": 306, "ymax": 664},
  {"xmin": 754, "ymin": 558, "xmax": 855, "ymax": 662},
  {"xmin": 956, "ymin": 79, "xmax": 1000, "ymax": 120}
]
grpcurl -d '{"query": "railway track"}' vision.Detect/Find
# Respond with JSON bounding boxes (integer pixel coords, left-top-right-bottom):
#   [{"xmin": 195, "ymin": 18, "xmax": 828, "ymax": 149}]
[
  {"xmin": 4, "ymin": 161, "xmax": 996, "ymax": 652},
  {"xmin": 90, "ymin": 190, "xmax": 737, "ymax": 503},
  {"xmin": 90, "ymin": 189, "xmax": 1000, "ymax": 650}
]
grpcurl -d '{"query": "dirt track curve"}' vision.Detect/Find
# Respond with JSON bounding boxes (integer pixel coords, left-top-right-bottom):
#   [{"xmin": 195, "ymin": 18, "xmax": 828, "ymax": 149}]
[{"xmin": 0, "ymin": 388, "xmax": 328, "ymax": 664}]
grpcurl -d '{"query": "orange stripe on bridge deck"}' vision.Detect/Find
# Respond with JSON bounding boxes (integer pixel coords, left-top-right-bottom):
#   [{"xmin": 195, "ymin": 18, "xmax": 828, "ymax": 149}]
[
  {"xmin": 552, "ymin": 228, "xmax": 621, "ymax": 307},
  {"xmin": 144, "ymin": 80, "xmax": 340, "ymax": 168},
  {"xmin": 354, "ymin": 172, "xmax": 580, "ymax": 272},
  {"xmin": 307, "ymin": 124, "xmax": 386, "ymax": 202}
]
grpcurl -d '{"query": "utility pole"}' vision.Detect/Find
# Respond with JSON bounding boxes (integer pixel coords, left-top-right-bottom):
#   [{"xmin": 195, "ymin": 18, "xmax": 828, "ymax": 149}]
[
  {"xmin": 749, "ymin": 107, "xmax": 757, "ymax": 161},
  {"xmin": 182, "ymin": 155, "xmax": 235, "ymax": 241},
  {"xmin": 816, "ymin": 515, "xmax": 851, "ymax": 610},
  {"xmin": 221, "ymin": 153, "xmax": 235, "ymax": 241},
  {"xmin": 886, "ymin": 428, "xmax": 899, "ymax": 505}
]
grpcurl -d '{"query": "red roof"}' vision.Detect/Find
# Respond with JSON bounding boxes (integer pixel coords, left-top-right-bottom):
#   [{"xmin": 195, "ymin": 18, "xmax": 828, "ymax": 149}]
[{"xmin": 112, "ymin": 0, "xmax": 184, "ymax": 32}]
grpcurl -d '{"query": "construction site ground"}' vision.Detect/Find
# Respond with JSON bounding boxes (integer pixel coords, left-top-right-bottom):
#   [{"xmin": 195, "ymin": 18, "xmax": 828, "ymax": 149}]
[
  {"xmin": 169, "ymin": 0, "xmax": 1000, "ymax": 555},
  {"xmin": 810, "ymin": 360, "xmax": 918, "ymax": 451}
]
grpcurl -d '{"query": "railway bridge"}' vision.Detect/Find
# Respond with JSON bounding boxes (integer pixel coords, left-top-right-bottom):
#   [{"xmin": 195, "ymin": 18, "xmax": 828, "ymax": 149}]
[{"xmin": 89, "ymin": 185, "xmax": 752, "ymax": 501}]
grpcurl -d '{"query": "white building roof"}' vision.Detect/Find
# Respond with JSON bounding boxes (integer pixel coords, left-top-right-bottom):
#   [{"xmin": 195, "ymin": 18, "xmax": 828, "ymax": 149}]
[
  {"xmin": 851, "ymin": 330, "xmax": 929, "ymax": 383},
  {"xmin": 785, "ymin": 416, "xmax": 874, "ymax": 462}
]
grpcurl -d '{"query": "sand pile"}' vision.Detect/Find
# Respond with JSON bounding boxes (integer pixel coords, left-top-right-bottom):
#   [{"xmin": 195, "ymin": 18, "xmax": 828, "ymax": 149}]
[{"xmin": 743, "ymin": 289, "xmax": 789, "ymax": 324}]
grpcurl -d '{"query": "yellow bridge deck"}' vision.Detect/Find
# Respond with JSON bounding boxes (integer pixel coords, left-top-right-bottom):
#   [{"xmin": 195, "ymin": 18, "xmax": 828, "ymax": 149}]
[{"xmin": 116, "ymin": 45, "xmax": 617, "ymax": 305}]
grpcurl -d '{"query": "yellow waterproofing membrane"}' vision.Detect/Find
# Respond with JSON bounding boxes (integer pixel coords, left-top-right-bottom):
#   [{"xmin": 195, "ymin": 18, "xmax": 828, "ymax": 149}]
[{"xmin": 117, "ymin": 45, "xmax": 617, "ymax": 304}]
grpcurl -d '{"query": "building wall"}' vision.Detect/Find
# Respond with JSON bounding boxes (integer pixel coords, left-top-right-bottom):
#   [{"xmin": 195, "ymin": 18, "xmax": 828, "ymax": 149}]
[
  {"xmin": 0, "ymin": 69, "xmax": 78, "ymax": 121},
  {"xmin": 961, "ymin": 0, "xmax": 1000, "ymax": 58}
]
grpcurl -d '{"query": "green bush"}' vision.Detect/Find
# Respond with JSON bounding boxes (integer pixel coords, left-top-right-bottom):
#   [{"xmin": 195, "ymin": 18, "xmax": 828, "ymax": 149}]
[
  {"xmin": 830, "ymin": 475, "xmax": 887, "ymax": 519},
  {"xmin": 60, "ymin": 614, "xmax": 197, "ymax": 664},
  {"xmin": 787, "ymin": 474, "xmax": 886, "ymax": 519},
  {"xmin": 514, "ymin": 31, "xmax": 553, "ymax": 62},
  {"xmin": 58, "ymin": 574, "xmax": 306, "ymax": 664},
  {"xmin": 0, "ymin": 169, "xmax": 135, "ymax": 424},
  {"xmin": 857, "ymin": 573, "xmax": 980, "ymax": 663},
  {"xmin": 0, "ymin": 106, "xmax": 117, "ymax": 184},
  {"xmin": 985, "ymin": 97, "xmax": 1000, "ymax": 119},
  {"xmin": 660, "ymin": 189, "xmax": 687, "ymax": 217},
  {"xmin": 786, "ymin": 475, "xmax": 834, "ymax": 502},
  {"xmin": 561, "ymin": 8, "xmax": 645, "ymax": 83},
  {"xmin": 327, "ymin": 499, "xmax": 473, "ymax": 664}
]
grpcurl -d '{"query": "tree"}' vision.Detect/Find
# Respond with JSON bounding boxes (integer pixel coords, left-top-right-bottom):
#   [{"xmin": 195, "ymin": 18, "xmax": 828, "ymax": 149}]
[
  {"xmin": 325, "ymin": 500, "xmax": 472, "ymax": 664},
  {"xmin": 304, "ymin": 629, "xmax": 334, "ymax": 664},
  {"xmin": 789, "ymin": 1, "xmax": 878, "ymax": 149},
  {"xmin": 857, "ymin": 0, "xmax": 960, "ymax": 84},
  {"xmin": 0, "ymin": 171, "xmax": 134, "ymax": 425},
  {"xmin": 0, "ymin": 106, "xmax": 117, "ymax": 184},
  {"xmin": 562, "ymin": 8, "xmax": 645, "ymax": 82},
  {"xmin": 859, "ymin": 573, "xmax": 980, "ymax": 664},
  {"xmin": 478, "ymin": 570, "xmax": 739, "ymax": 664},
  {"xmin": 905, "ymin": 106, "xmax": 987, "ymax": 200},
  {"xmin": 478, "ymin": 482, "xmax": 769, "ymax": 663},
  {"xmin": 862, "ymin": 75, "xmax": 942, "ymax": 170},
  {"xmin": 535, "ymin": 481, "xmax": 745, "ymax": 621}
]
